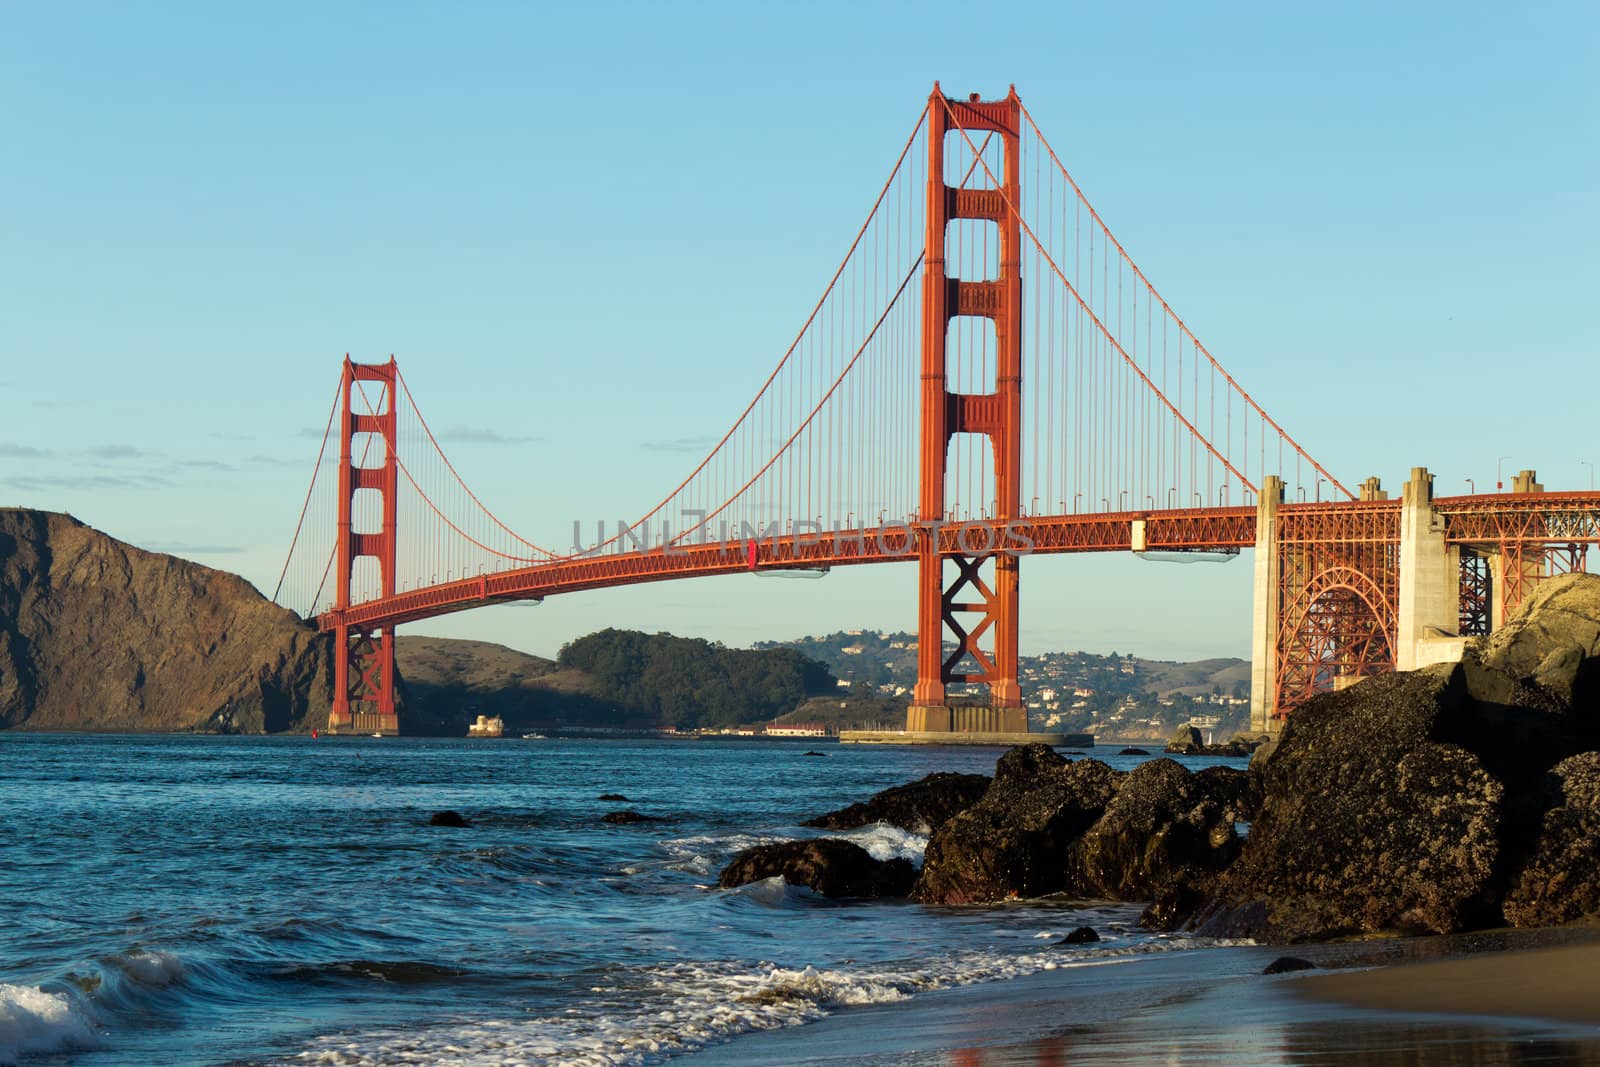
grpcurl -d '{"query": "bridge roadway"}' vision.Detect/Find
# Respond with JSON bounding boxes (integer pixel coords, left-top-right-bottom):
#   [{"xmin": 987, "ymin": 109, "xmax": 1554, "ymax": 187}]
[{"xmin": 317, "ymin": 491, "xmax": 1600, "ymax": 634}]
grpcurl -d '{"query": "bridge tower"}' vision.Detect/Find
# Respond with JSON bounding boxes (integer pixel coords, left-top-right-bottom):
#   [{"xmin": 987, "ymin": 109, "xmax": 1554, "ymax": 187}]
[
  {"xmin": 329, "ymin": 356, "xmax": 400, "ymax": 736},
  {"xmin": 907, "ymin": 85, "xmax": 1027, "ymax": 734}
]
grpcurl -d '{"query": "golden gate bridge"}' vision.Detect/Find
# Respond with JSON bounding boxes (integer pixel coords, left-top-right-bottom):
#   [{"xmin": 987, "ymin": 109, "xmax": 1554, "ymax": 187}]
[{"xmin": 272, "ymin": 85, "xmax": 1600, "ymax": 736}]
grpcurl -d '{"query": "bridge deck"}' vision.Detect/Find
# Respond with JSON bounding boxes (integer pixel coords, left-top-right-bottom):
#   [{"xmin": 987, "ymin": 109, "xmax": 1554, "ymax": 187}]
[{"xmin": 318, "ymin": 493, "xmax": 1600, "ymax": 633}]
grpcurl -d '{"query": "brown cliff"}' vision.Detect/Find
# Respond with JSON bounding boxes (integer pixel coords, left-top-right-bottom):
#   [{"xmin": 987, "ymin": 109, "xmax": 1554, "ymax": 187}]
[{"xmin": 0, "ymin": 508, "xmax": 334, "ymax": 732}]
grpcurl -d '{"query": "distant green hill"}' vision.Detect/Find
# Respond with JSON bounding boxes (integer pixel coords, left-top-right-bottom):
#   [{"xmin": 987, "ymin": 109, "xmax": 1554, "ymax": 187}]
[
  {"xmin": 399, "ymin": 630, "xmax": 836, "ymax": 734},
  {"xmin": 557, "ymin": 629, "xmax": 835, "ymax": 729}
]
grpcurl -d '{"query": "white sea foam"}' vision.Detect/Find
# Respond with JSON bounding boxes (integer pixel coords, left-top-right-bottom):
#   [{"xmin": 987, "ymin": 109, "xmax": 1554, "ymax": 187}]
[
  {"xmin": 112, "ymin": 950, "xmax": 186, "ymax": 987},
  {"xmin": 831, "ymin": 822, "xmax": 928, "ymax": 865},
  {"xmin": 286, "ymin": 937, "xmax": 1251, "ymax": 1067},
  {"xmin": 654, "ymin": 831, "xmax": 793, "ymax": 877},
  {"xmin": 0, "ymin": 982, "xmax": 97, "ymax": 1064}
]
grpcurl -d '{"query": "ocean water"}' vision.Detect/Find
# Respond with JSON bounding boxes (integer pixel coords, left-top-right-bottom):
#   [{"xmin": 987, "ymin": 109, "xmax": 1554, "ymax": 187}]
[{"xmin": 0, "ymin": 734, "xmax": 1250, "ymax": 1066}]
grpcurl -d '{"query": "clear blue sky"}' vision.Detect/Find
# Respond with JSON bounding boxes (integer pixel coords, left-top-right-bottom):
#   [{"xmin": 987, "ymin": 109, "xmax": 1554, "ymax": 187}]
[{"xmin": 3, "ymin": 1, "xmax": 1596, "ymax": 661}]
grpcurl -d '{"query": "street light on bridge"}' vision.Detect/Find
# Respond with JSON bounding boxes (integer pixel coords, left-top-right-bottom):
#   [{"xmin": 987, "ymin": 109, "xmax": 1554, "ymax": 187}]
[
  {"xmin": 1466, "ymin": 478, "xmax": 1476, "ymax": 494},
  {"xmin": 1497, "ymin": 456, "xmax": 1512, "ymax": 491},
  {"xmin": 1582, "ymin": 460, "xmax": 1595, "ymax": 491}
]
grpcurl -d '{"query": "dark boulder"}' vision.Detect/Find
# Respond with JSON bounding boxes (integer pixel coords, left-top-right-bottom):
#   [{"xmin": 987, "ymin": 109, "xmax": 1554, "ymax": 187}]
[
  {"xmin": 602, "ymin": 809, "xmax": 660, "ymax": 825},
  {"xmin": 718, "ymin": 838, "xmax": 915, "ymax": 898},
  {"xmin": 1548, "ymin": 752, "xmax": 1600, "ymax": 811},
  {"xmin": 428, "ymin": 810, "xmax": 471, "ymax": 828},
  {"xmin": 1262, "ymin": 956, "xmax": 1317, "ymax": 975},
  {"xmin": 1138, "ymin": 882, "xmax": 1212, "ymax": 931},
  {"xmin": 1191, "ymin": 665, "xmax": 1505, "ymax": 942},
  {"xmin": 1063, "ymin": 758, "xmax": 1241, "ymax": 902},
  {"xmin": 597, "ymin": 793, "xmax": 629, "ymax": 801},
  {"xmin": 1504, "ymin": 754, "xmax": 1600, "ymax": 927},
  {"xmin": 805, "ymin": 771, "xmax": 990, "ymax": 833},
  {"xmin": 1117, "ymin": 747, "xmax": 1150, "ymax": 756},
  {"xmin": 913, "ymin": 746, "xmax": 1121, "ymax": 904},
  {"xmin": 1194, "ymin": 765, "xmax": 1260, "ymax": 825},
  {"xmin": 1058, "ymin": 926, "xmax": 1099, "ymax": 944}
]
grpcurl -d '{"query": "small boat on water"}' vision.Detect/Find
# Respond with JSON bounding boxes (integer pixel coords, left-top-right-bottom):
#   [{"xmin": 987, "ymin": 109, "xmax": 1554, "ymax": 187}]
[{"xmin": 521, "ymin": 732, "xmax": 547, "ymax": 740}]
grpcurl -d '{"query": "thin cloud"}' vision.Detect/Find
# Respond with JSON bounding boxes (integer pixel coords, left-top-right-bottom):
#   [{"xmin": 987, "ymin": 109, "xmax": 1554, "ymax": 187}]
[
  {"xmin": 441, "ymin": 427, "xmax": 540, "ymax": 446},
  {"xmin": 176, "ymin": 459, "xmax": 237, "ymax": 472},
  {"xmin": 648, "ymin": 435, "xmax": 717, "ymax": 453},
  {"xmin": 0, "ymin": 443, "xmax": 52, "ymax": 458},
  {"xmin": 1, "ymin": 473, "xmax": 175, "ymax": 491},
  {"xmin": 84, "ymin": 445, "xmax": 152, "ymax": 459}
]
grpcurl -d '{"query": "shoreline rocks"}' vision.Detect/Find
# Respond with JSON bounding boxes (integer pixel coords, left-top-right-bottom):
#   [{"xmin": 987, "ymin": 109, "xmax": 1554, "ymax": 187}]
[
  {"xmin": 804, "ymin": 771, "xmax": 990, "ymax": 834},
  {"xmin": 912, "ymin": 746, "xmax": 1120, "ymax": 904},
  {"xmin": 1165, "ymin": 725, "xmax": 1264, "ymax": 758},
  {"xmin": 713, "ymin": 573, "xmax": 1600, "ymax": 945},
  {"xmin": 718, "ymin": 839, "xmax": 915, "ymax": 898}
]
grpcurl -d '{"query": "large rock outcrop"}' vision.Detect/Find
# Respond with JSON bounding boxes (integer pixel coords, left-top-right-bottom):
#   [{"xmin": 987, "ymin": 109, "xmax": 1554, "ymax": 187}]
[
  {"xmin": 803, "ymin": 771, "xmax": 990, "ymax": 833},
  {"xmin": 1186, "ymin": 574, "xmax": 1600, "ymax": 941},
  {"xmin": 1063, "ymin": 758, "xmax": 1242, "ymax": 902},
  {"xmin": 912, "ymin": 746, "xmax": 1122, "ymax": 904},
  {"xmin": 1190, "ymin": 666, "xmax": 1506, "ymax": 941},
  {"xmin": 0, "ymin": 509, "xmax": 334, "ymax": 732},
  {"xmin": 1503, "ymin": 753, "xmax": 1600, "ymax": 927}
]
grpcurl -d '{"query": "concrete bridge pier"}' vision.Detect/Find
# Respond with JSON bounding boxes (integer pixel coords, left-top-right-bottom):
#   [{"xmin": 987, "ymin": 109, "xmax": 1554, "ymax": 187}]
[
  {"xmin": 1248, "ymin": 475, "xmax": 1284, "ymax": 735},
  {"xmin": 1397, "ymin": 467, "xmax": 1462, "ymax": 671}
]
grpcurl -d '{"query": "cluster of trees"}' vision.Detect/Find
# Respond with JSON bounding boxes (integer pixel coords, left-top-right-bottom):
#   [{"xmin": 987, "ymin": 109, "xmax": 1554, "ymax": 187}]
[{"xmin": 557, "ymin": 629, "xmax": 836, "ymax": 729}]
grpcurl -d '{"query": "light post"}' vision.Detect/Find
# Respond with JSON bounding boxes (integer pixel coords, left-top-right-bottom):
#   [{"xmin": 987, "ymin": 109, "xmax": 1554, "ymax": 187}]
[
  {"xmin": 1497, "ymin": 456, "xmax": 1512, "ymax": 491},
  {"xmin": 1582, "ymin": 461, "xmax": 1595, "ymax": 491},
  {"xmin": 1466, "ymin": 478, "xmax": 1476, "ymax": 495}
]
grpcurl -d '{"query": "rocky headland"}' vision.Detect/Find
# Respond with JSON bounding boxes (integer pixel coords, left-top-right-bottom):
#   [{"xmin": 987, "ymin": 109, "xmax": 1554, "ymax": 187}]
[
  {"xmin": 0, "ymin": 508, "xmax": 335, "ymax": 732},
  {"xmin": 722, "ymin": 573, "xmax": 1600, "ymax": 944}
]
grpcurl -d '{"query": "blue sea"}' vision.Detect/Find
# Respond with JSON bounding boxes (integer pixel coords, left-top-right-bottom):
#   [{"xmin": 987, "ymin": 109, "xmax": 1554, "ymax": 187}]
[
  {"xmin": 10, "ymin": 736, "xmax": 1597, "ymax": 1067},
  {"xmin": 0, "ymin": 734, "xmax": 1267, "ymax": 1065}
]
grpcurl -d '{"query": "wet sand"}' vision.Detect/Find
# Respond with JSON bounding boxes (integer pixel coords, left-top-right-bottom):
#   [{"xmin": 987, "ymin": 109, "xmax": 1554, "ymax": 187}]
[
  {"xmin": 688, "ymin": 928, "xmax": 1600, "ymax": 1065},
  {"xmin": 1294, "ymin": 938, "xmax": 1600, "ymax": 1027}
]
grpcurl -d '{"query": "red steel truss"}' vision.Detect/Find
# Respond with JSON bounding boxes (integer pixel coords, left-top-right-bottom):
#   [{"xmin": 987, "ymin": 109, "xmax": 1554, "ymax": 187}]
[
  {"xmin": 1440, "ymin": 493, "xmax": 1600, "ymax": 620},
  {"xmin": 1271, "ymin": 501, "xmax": 1402, "ymax": 716}
]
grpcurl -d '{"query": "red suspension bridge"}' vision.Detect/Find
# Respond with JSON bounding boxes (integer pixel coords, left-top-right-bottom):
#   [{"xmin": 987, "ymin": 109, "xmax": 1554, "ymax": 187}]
[{"xmin": 274, "ymin": 85, "xmax": 1600, "ymax": 737}]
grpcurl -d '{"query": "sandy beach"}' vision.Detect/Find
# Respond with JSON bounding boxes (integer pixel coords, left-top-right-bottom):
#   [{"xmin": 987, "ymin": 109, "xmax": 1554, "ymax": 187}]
[
  {"xmin": 686, "ymin": 928, "xmax": 1600, "ymax": 1065},
  {"xmin": 1294, "ymin": 936, "xmax": 1600, "ymax": 1027}
]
